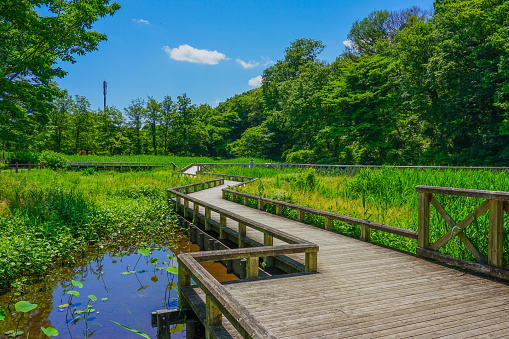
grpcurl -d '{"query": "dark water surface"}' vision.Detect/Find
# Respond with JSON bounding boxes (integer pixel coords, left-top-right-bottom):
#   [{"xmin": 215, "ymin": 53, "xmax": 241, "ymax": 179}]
[{"xmin": 0, "ymin": 236, "xmax": 237, "ymax": 338}]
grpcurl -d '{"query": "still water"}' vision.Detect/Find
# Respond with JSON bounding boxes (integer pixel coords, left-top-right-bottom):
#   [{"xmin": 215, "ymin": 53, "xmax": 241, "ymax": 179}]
[{"xmin": 0, "ymin": 234, "xmax": 237, "ymax": 338}]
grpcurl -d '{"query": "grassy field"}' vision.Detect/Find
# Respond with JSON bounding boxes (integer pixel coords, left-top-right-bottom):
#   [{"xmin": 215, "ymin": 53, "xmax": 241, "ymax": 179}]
[
  {"xmin": 65, "ymin": 154, "xmax": 271, "ymax": 164},
  {"xmin": 0, "ymin": 168, "xmax": 210, "ymax": 291},
  {"xmin": 217, "ymin": 166, "xmax": 509, "ymax": 264}
]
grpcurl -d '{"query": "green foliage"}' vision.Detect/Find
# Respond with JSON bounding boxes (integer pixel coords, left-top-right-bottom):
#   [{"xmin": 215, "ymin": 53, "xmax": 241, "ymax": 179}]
[
  {"xmin": 14, "ymin": 301, "xmax": 37, "ymax": 313},
  {"xmin": 41, "ymin": 326, "xmax": 59, "ymax": 337},
  {"xmin": 39, "ymin": 151, "xmax": 70, "ymax": 169},
  {"xmin": 285, "ymin": 150, "xmax": 315, "ymax": 164},
  {"xmin": 9, "ymin": 152, "xmax": 40, "ymax": 164}
]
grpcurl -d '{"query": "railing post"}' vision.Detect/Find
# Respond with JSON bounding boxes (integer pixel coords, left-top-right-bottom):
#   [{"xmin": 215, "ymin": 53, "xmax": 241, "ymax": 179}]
[
  {"xmin": 238, "ymin": 223, "xmax": 246, "ymax": 248},
  {"xmin": 15, "ymin": 162, "xmax": 18, "ymax": 173},
  {"xmin": 205, "ymin": 208, "xmax": 211, "ymax": 231},
  {"xmin": 232, "ymin": 193, "xmax": 236, "ymax": 202},
  {"xmin": 220, "ymin": 215, "xmax": 226, "ymax": 239},
  {"xmin": 184, "ymin": 198, "xmax": 189, "ymax": 217},
  {"xmin": 361, "ymin": 226, "xmax": 371, "ymax": 242},
  {"xmin": 263, "ymin": 234, "xmax": 273, "ymax": 267},
  {"xmin": 206, "ymin": 295, "xmax": 222, "ymax": 337},
  {"xmin": 193, "ymin": 202, "xmax": 199, "ymax": 223},
  {"xmin": 243, "ymin": 196, "xmax": 248, "ymax": 205},
  {"xmin": 298, "ymin": 210, "xmax": 304, "ymax": 222},
  {"xmin": 246, "ymin": 257, "xmax": 259, "ymax": 279},
  {"xmin": 276, "ymin": 204, "xmax": 282, "ymax": 216},
  {"xmin": 489, "ymin": 199, "xmax": 504, "ymax": 267},
  {"xmin": 178, "ymin": 265, "xmax": 190, "ymax": 308},
  {"xmin": 418, "ymin": 192, "xmax": 431, "ymax": 249},
  {"xmin": 305, "ymin": 251, "xmax": 318, "ymax": 272},
  {"xmin": 222, "ymin": 190, "xmax": 226, "ymax": 199},
  {"xmin": 325, "ymin": 217, "xmax": 333, "ymax": 231},
  {"xmin": 258, "ymin": 199, "xmax": 264, "ymax": 210}
]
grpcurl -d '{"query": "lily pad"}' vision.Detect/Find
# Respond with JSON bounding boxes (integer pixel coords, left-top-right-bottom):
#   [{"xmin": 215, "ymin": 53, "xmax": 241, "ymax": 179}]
[
  {"xmin": 71, "ymin": 280, "xmax": 83, "ymax": 288},
  {"xmin": 67, "ymin": 290, "xmax": 80, "ymax": 297},
  {"xmin": 15, "ymin": 301, "xmax": 37, "ymax": 313},
  {"xmin": 166, "ymin": 266, "xmax": 178, "ymax": 274},
  {"xmin": 41, "ymin": 326, "xmax": 59, "ymax": 337},
  {"xmin": 88, "ymin": 295, "xmax": 97, "ymax": 301},
  {"xmin": 138, "ymin": 248, "xmax": 150, "ymax": 256}
]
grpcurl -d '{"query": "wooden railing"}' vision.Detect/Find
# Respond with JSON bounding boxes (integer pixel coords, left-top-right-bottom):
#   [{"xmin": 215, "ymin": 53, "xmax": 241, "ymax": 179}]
[
  {"xmin": 222, "ymin": 187, "xmax": 418, "ymax": 241},
  {"xmin": 416, "ymin": 185, "xmax": 509, "ymax": 280},
  {"xmin": 197, "ymin": 162, "xmax": 509, "ymax": 176},
  {"xmin": 167, "ymin": 180, "xmax": 318, "ymax": 338},
  {"xmin": 69, "ymin": 162, "xmax": 178, "ymax": 170},
  {"xmin": 3, "ymin": 162, "xmax": 45, "ymax": 172}
]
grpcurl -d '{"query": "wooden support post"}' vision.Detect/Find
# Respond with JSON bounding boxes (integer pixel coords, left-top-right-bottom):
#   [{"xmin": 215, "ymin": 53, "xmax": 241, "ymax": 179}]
[
  {"xmin": 246, "ymin": 257, "xmax": 259, "ymax": 279},
  {"xmin": 206, "ymin": 295, "xmax": 222, "ymax": 338},
  {"xmin": 205, "ymin": 208, "xmax": 211, "ymax": 231},
  {"xmin": 244, "ymin": 196, "xmax": 248, "ymax": 205},
  {"xmin": 198, "ymin": 232, "xmax": 205, "ymax": 250},
  {"xmin": 298, "ymin": 210, "xmax": 304, "ymax": 222},
  {"xmin": 185, "ymin": 187, "xmax": 189, "ymax": 194},
  {"xmin": 263, "ymin": 234, "xmax": 274, "ymax": 267},
  {"xmin": 361, "ymin": 226, "xmax": 371, "ymax": 242},
  {"xmin": 489, "ymin": 199, "xmax": 504, "ymax": 267},
  {"xmin": 232, "ymin": 193, "xmax": 236, "ymax": 202},
  {"xmin": 193, "ymin": 202, "xmax": 199, "ymax": 223},
  {"xmin": 418, "ymin": 192, "xmax": 431, "ymax": 249},
  {"xmin": 184, "ymin": 198, "xmax": 189, "ymax": 217},
  {"xmin": 238, "ymin": 222, "xmax": 246, "ymax": 248},
  {"xmin": 15, "ymin": 162, "xmax": 18, "ymax": 173},
  {"xmin": 175, "ymin": 196, "xmax": 181, "ymax": 212},
  {"xmin": 305, "ymin": 251, "xmax": 318, "ymax": 272},
  {"xmin": 258, "ymin": 199, "xmax": 264, "ymax": 210},
  {"xmin": 219, "ymin": 215, "xmax": 226, "ymax": 239},
  {"xmin": 325, "ymin": 217, "xmax": 333, "ymax": 231},
  {"xmin": 178, "ymin": 267, "xmax": 190, "ymax": 308},
  {"xmin": 276, "ymin": 204, "xmax": 282, "ymax": 216},
  {"xmin": 222, "ymin": 190, "xmax": 226, "ymax": 199}
]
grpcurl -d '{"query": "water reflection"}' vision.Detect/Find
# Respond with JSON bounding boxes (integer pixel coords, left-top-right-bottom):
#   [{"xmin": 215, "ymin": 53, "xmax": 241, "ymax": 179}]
[{"xmin": 0, "ymin": 234, "xmax": 236, "ymax": 339}]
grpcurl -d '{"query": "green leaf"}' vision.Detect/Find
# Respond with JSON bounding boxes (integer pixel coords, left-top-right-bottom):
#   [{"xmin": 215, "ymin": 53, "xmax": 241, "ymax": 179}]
[
  {"xmin": 150, "ymin": 257, "xmax": 158, "ymax": 265},
  {"xmin": 15, "ymin": 301, "xmax": 37, "ymax": 313},
  {"xmin": 170, "ymin": 323, "xmax": 185, "ymax": 334},
  {"xmin": 167, "ymin": 282, "xmax": 177, "ymax": 292},
  {"xmin": 166, "ymin": 266, "xmax": 178, "ymax": 274},
  {"xmin": 5, "ymin": 330, "xmax": 23, "ymax": 337},
  {"xmin": 0, "ymin": 307, "xmax": 6, "ymax": 321},
  {"xmin": 167, "ymin": 254, "xmax": 175, "ymax": 260},
  {"xmin": 88, "ymin": 295, "xmax": 97, "ymax": 301},
  {"xmin": 41, "ymin": 326, "xmax": 59, "ymax": 337},
  {"xmin": 138, "ymin": 248, "xmax": 150, "ymax": 256},
  {"xmin": 58, "ymin": 303, "xmax": 70, "ymax": 308},
  {"xmin": 71, "ymin": 280, "xmax": 83, "ymax": 288},
  {"xmin": 67, "ymin": 290, "xmax": 80, "ymax": 297},
  {"xmin": 100, "ymin": 298, "xmax": 108, "ymax": 302},
  {"xmin": 110, "ymin": 321, "xmax": 150, "ymax": 339},
  {"xmin": 120, "ymin": 270, "xmax": 138, "ymax": 275}
]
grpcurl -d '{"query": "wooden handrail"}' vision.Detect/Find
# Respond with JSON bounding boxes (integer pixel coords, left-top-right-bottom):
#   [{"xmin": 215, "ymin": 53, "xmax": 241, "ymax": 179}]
[
  {"xmin": 416, "ymin": 185, "xmax": 509, "ymax": 201},
  {"xmin": 222, "ymin": 188, "xmax": 418, "ymax": 239}
]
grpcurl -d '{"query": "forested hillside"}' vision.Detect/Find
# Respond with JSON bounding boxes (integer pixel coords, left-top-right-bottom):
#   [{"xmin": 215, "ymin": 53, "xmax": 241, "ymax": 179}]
[{"xmin": 2, "ymin": 0, "xmax": 508, "ymax": 165}]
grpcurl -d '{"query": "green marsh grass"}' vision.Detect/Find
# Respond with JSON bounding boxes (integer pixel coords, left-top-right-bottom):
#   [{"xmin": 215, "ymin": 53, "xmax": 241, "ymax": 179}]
[
  {"xmin": 0, "ymin": 169, "xmax": 210, "ymax": 291},
  {"xmin": 220, "ymin": 166, "xmax": 509, "ymax": 264}
]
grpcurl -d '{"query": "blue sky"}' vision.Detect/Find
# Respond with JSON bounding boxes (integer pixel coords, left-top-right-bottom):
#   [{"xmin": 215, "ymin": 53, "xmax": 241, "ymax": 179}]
[{"xmin": 56, "ymin": 0, "xmax": 435, "ymax": 111}]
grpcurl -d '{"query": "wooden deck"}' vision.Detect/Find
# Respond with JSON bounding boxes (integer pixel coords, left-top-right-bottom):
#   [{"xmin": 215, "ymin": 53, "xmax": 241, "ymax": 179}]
[{"xmin": 177, "ymin": 174, "xmax": 509, "ymax": 338}]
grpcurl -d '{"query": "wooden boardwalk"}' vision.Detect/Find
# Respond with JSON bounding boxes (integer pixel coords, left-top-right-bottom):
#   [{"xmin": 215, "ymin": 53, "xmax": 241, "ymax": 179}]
[{"xmin": 177, "ymin": 170, "xmax": 509, "ymax": 338}]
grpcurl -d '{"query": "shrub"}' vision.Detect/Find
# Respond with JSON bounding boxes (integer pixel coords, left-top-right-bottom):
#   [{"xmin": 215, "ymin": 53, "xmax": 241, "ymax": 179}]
[
  {"xmin": 10, "ymin": 151, "xmax": 40, "ymax": 164},
  {"xmin": 285, "ymin": 150, "xmax": 315, "ymax": 164},
  {"xmin": 39, "ymin": 151, "xmax": 70, "ymax": 170}
]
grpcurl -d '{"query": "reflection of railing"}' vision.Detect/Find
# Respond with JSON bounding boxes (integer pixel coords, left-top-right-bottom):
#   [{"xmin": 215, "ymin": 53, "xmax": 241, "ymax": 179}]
[
  {"xmin": 167, "ymin": 179, "xmax": 318, "ymax": 338},
  {"xmin": 416, "ymin": 185, "xmax": 509, "ymax": 280}
]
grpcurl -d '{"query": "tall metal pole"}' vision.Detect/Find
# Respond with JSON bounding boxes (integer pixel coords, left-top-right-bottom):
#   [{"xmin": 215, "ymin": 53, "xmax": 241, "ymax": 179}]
[{"xmin": 103, "ymin": 81, "xmax": 107, "ymax": 111}]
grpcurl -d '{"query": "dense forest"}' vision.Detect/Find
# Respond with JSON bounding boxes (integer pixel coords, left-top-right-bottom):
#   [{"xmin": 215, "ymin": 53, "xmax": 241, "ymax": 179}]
[{"xmin": 2, "ymin": 0, "xmax": 509, "ymax": 165}]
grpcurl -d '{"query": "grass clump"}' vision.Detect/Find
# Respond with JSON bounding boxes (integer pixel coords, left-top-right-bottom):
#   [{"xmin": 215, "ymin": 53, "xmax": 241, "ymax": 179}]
[{"xmin": 0, "ymin": 169, "xmax": 207, "ymax": 291}]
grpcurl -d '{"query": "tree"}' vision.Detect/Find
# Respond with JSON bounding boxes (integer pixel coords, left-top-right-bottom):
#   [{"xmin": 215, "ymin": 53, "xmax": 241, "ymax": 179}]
[
  {"xmin": 70, "ymin": 95, "xmax": 91, "ymax": 154},
  {"xmin": 48, "ymin": 90, "xmax": 73, "ymax": 152},
  {"xmin": 161, "ymin": 95, "xmax": 176, "ymax": 154},
  {"xmin": 146, "ymin": 96, "xmax": 161, "ymax": 155},
  {"xmin": 0, "ymin": 0, "xmax": 120, "ymax": 119},
  {"xmin": 124, "ymin": 98, "xmax": 146, "ymax": 154}
]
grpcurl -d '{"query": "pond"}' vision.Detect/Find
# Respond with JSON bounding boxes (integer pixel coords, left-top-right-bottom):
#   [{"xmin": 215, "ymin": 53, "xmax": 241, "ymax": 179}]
[{"xmin": 0, "ymin": 232, "xmax": 237, "ymax": 338}]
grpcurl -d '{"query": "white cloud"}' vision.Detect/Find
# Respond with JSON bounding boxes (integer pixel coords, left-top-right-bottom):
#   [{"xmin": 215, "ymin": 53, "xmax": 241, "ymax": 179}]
[
  {"xmin": 262, "ymin": 56, "xmax": 274, "ymax": 66},
  {"xmin": 133, "ymin": 19, "xmax": 150, "ymax": 25},
  {"xmin": 236, "ymin": 59, "xmax": 259, "ymax": 69},
  {"xmin": 162, "ymin": 44, "xmax": 227, "ymax": 65},
  {"xmin": 248, "ymin": 75, "xmax": 263, "ymax": 87},
  {"xmin": 343, "ymin": 40, "xmax": 354, "ymax": 49}
]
